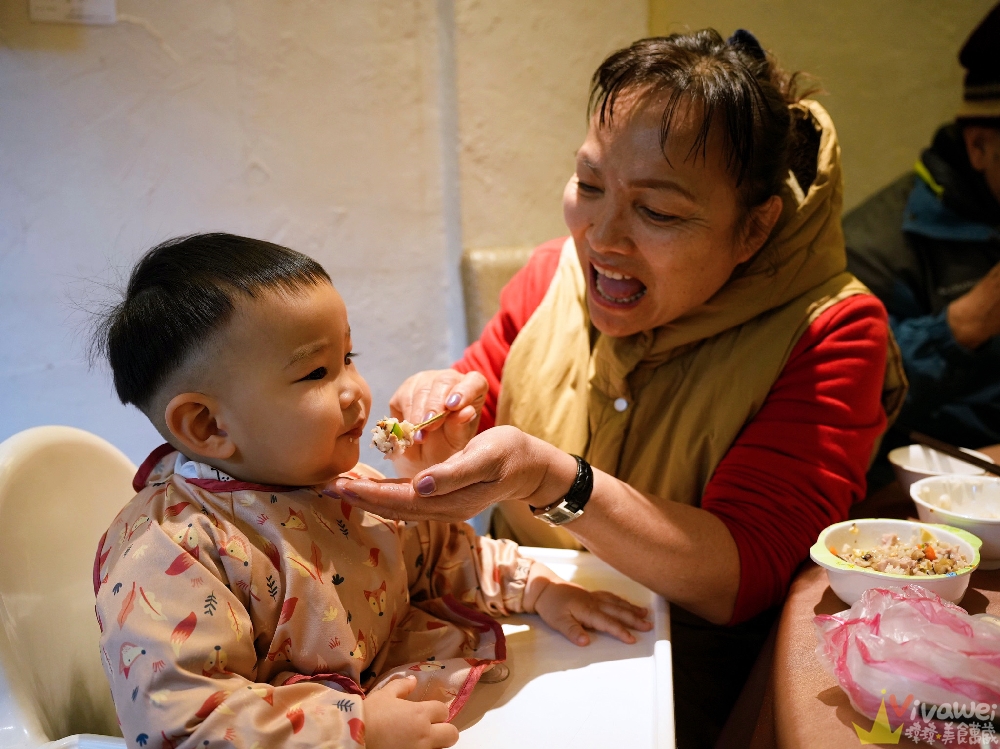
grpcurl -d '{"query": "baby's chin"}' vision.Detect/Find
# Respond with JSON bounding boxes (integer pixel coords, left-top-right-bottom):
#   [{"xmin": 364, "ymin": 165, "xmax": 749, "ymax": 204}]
[
  {"xmin": 302, "ymin": 452, "xmax": 361, "ymax": 486},
  {"xmin": 224, "ymin": 447, "xmax": 359, "ymax": 488}
]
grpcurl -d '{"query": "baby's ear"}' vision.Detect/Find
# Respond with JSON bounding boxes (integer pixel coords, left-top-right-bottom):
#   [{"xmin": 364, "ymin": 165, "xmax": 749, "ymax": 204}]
[{"xmin": 164, "ymin": 393, "xmax": 236, "ymax": 461}]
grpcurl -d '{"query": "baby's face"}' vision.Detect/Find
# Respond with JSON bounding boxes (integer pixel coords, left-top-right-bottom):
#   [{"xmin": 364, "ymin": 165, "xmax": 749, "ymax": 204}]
[{"xmin": 204, "ymin": 281, "xmax": 371, "ymax": 486}]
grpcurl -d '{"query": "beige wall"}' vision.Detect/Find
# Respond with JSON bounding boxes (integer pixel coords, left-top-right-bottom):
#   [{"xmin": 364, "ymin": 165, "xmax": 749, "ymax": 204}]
[
  {"xmin": 4, "ymin": 1, "xmax": 991, "ymax": 463},
  {"xmin": 1, "ymin": 0, "xmax": 654, "ymax": 462},
  {"xmin": 0, "ymin": 0, "xmax": 465, "ymax": 466},
  {"xmin": 454, "ymin": 0, "xmax": 647, "ymax": 250},
  {"xmin": 650, "ymin": 0, "xmax": 996, "ymax": 211}
]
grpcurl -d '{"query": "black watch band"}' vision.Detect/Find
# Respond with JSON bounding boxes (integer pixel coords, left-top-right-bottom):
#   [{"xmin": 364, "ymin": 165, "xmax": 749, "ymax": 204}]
[{"xmin": 529, "ymin": 455, "xmax": 594, "ymax": 524}]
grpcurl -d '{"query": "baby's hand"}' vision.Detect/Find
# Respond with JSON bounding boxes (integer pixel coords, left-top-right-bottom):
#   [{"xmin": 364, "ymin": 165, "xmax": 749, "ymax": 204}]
[
  {"xmin": 533, "ymin": 580, "xmax": 653, "ymax": 646},
  {"xmin": 364, "ymin": 677, "xmax": 458, "ymax": 749}
]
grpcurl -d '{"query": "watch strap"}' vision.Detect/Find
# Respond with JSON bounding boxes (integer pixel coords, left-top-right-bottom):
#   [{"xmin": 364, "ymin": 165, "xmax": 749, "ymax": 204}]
[{"xmin": 529, "ymin": 455, "xmax": 594, "ymax": 525}]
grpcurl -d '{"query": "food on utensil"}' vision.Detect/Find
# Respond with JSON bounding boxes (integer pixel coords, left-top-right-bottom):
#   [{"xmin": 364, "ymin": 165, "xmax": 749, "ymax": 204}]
[
  {"xmin": 834, "ymin": 529, "xmax": 969, "ymax": 576},
  {"xmin": 371, "ymin": 418, "xmax": 416, "ymax": 457}
]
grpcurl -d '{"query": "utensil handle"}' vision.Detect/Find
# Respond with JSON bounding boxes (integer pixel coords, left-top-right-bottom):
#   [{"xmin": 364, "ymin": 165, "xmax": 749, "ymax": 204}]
[
  {"xmin": 909, "ymin": 431, "xmax": 1000, "ymax": 477},
  {"xmin": 414, "ymin": 411, "xmax": 449, "ymax": 430}
]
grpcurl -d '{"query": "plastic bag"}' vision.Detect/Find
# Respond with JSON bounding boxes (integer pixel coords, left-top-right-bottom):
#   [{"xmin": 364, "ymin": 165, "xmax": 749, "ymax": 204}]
[{"xmin": 814, "ymin": 585, "xmax": 1000, "ymax": 747}]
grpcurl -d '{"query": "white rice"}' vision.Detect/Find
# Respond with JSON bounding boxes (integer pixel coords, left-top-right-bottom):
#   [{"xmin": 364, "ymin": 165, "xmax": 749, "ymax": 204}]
[{"xmin": 371, "ymin": 417, "xmax": 416, "ymax": 458}]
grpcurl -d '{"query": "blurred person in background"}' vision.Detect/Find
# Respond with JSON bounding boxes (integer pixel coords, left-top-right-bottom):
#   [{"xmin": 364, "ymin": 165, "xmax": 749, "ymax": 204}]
[{"xmin": 846, "ymin": 2, "xmax": 1000, "ymax": 490}]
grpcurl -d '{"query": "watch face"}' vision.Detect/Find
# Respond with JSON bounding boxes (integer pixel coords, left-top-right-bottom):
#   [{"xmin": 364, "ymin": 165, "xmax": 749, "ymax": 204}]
[{"xmin": 541, "ymin": 503, "xmax": 584, "ymax": 527}]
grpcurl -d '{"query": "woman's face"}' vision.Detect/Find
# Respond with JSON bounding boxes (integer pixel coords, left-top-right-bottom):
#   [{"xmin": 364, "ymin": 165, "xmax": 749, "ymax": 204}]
[{"xmin": 563, "ymin": 95, "xmax": 758, "ymax": 338}]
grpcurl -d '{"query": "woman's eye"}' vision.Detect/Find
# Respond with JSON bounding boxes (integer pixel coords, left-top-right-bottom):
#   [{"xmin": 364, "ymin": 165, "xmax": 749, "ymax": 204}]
[
  {"xmin": 577, "ymin": 179, "xmax": 602, "ymax": 195},
  {"xmin": 345, "ymin": 351, "xmax": 358, "ymax": 366},
  {"xmin": 299, "ymin": 367, "xmax": 327, "ymax": 382},
  {"xmin": 641, "ymin": 206, "xmax": 677, "ymax": 223}
]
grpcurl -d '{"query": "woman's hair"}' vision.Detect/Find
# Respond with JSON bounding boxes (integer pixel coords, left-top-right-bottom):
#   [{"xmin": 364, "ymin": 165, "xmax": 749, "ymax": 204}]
[
  {"xmin": 589, "ymin": 30, "xmax": 820, "ymax": 220},
  {"xmin": 93, "ymin": 233, "xmax": 330, "ymax": 411}
]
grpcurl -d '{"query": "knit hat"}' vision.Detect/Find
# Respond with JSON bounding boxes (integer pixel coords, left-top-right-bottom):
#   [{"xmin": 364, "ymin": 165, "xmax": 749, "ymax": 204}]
[{"xmin": 957, "ymin": 2, "xmax": 1000, "ymax": 120}]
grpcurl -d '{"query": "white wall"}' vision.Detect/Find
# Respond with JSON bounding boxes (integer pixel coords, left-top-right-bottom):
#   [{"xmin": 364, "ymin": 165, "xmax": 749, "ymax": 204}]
[{"xmin": 0, "ymin": 0, "xmax": 466, "ymax": 467}]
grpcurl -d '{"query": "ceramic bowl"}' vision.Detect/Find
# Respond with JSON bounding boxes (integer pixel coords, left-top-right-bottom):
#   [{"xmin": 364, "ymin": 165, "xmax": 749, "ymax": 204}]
[
  {"xmin": 888, "ymin": 444, "xmax": 994, "ymax": 495},
  {"xmin": 911, "ymin": 475, "xmax": 1000, "ymax": 571},
  {"xmin": 809, "ymin": 518, "xmax": 981, "ymax": 605}
]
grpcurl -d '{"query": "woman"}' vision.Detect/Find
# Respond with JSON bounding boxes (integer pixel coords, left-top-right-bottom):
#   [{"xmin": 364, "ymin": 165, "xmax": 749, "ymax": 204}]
[{"xmin": 332, "ymin": 30, "xmax": 905, "ymax": 746}]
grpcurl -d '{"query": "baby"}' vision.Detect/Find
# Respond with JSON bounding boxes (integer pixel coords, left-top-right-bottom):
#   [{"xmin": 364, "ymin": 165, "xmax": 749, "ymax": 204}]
[{"xmin": 93, "ymin": 234, "xmax": 649, "ymax": 749}]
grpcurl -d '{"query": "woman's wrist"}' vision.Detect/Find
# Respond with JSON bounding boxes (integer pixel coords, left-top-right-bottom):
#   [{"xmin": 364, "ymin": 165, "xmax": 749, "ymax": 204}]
[{"xmin": 523, "ymin": 438, "xmax": 579, "ymax": 508}]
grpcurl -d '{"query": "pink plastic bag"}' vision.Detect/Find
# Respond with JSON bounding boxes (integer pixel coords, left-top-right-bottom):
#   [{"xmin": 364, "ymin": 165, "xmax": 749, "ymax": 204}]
[{"xmin": 814, "ymin": 585, "xmax": 1000, "ymax": 746}]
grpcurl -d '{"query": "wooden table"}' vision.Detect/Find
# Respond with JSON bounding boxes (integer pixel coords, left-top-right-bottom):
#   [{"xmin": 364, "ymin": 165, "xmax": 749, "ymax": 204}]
[
  {"xmin": 762, "ymin": 565, "xmax": 1000, "ymax": 749},
  {"xmin": 751, "ymin": 444, "xmax": 1000, "ymax": 749}
]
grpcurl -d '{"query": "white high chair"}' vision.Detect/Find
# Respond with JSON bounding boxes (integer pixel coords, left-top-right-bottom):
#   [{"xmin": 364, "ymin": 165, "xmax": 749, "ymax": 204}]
[
  {"xmin": 0, "ymin": 427, "xmax": 133, "ymax": 749},
  {"xmin": 0, "ymin": 427, "xmax": 675, "ymax": 748}
]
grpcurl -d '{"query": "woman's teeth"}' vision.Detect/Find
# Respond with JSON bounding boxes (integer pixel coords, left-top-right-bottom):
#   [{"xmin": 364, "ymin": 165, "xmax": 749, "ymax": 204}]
[
  {"xmin": 592, "ymin": 264, "xmax": 646, "ymax": 304},
  {"xmin": 595, "ymin": 266, "xmax": 632, "ymax": 281}
]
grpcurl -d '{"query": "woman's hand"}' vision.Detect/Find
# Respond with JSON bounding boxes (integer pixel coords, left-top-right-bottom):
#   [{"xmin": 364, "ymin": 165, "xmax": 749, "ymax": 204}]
[
  {"xmin": 364, "ymin": 676, "xmax": 459, "ymax": 749},
  {"xmin": 329, "ymin": 426, "xmax": 577, "ymax": 523},
  {"xmin": 387, "ymin": 369, "xmax": 488, "ymax": 477},
  {"xmin": 524, "ymin": 564, "xmax": 653, "ymax": 646}
]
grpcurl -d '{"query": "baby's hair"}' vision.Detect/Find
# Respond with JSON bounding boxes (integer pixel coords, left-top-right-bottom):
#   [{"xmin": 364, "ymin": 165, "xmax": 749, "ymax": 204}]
[{"xmin": 94, "ymin": 233, "xmax": 331, "ymax": 411}]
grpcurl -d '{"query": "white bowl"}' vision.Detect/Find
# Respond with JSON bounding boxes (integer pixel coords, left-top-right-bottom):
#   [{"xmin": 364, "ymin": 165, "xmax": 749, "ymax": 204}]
[
  {"xmin": 911, "ymin": 475, "xmax": 1000, "ymax": 570},
  {"xmin": 888, "ymin": 444, "xmax": 994, "ymax": 495},
  {"xmin": 809, "ymin": 518, "xmax": 981, "ymax": 605}
]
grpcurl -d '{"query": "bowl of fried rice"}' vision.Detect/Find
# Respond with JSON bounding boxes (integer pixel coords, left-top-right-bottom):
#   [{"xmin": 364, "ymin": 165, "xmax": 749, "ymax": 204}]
[{"xmin": 809, "ymin": 518, "xmax": 981, "ymax": 605}]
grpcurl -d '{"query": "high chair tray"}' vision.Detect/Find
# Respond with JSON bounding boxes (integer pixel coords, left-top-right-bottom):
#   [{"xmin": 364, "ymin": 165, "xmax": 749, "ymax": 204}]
[
  {"xmin": 34, "ymin": 550, "xmax": 673, "ymax": 749},
  {"xmin": 41, "ymin": 738, "xmax": 124, "ymax": 749},
  {"xmin": 453, "ymin": 547, "xmax": 674, "ymax": 749}
]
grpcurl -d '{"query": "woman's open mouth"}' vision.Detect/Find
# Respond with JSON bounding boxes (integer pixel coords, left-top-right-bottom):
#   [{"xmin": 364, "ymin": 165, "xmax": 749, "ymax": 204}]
[{"xmin": 590, "ymin": 262, "xmax": 647, "ymax": 307}]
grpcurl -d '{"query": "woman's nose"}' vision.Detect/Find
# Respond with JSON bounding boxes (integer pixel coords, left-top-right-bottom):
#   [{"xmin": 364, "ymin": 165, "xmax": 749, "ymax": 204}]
[{"xmin": 587, "ymin": 201, "xmax": 631, "ymax": 255}]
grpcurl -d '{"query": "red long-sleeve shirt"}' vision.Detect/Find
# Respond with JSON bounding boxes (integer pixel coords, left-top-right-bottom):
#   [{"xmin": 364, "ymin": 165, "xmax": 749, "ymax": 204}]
[{"xmin": 454, "ymin": 238, "xmax": 889, "ymax": 624}]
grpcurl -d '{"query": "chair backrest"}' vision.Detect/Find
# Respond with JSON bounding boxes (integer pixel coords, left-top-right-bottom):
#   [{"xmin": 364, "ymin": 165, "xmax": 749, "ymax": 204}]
[
  {"xmin": 460, "ymin": 246, "xmax": 534, "ymax": 342},
  {"xmin": 0, "ymin": 427, "xmax": 136, "ymax": 742}
]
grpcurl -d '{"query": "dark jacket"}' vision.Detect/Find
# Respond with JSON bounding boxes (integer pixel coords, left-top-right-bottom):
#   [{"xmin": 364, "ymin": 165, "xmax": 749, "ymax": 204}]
[{"xmin": 844, "ymin": 123, "xmax": 1000, "ymax": 481}]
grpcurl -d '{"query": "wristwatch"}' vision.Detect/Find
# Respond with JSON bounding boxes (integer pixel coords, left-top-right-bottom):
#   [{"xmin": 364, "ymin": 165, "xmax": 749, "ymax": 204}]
[{"xmin": 529, "ymin": 455, "xmax": 594, "ymax": 526}]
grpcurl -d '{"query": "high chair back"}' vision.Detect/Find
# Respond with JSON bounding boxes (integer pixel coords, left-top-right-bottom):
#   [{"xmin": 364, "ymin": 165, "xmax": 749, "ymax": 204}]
[
  {"xmin": 0, "ymin": 426, "xmax": 136, "ymax": 747},
  {"xmin": 460, "ymin": 246, "xmax": 533, "ymax": 342}
]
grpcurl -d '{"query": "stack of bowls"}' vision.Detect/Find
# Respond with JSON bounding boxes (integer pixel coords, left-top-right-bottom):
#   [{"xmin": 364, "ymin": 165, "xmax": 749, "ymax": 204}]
[{"xmin": 888, "ymin": 443, "xmax": 994, "ymax": 495}]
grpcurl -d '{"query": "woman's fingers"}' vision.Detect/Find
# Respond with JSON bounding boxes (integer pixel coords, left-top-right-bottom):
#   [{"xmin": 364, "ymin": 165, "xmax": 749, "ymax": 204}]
[
  {"xmin": 412, "ymin": 369, "xmax": 485, "ymax": 430},
  {"xmin": 448, "ymin": 371, "xmax": 489, "ymax": 412},
  {"xmin": 388, "ymin": 370, "xmax": 462, "ymax": 425},
  {"xmin": 407, "ymin": 376, "xmax": 449, "ymax": 430},
  {"xmin": 412, "ymin": 426, "xmax": 524, "ymax": 496},
  {"xmin": 333, "ymin": 426, "xmax": 549, "ymax": 525},
  {"xmin": 388, "ymin": 373, "xmax": 423, "ymax": 421},
  {"xmin": 326, "ymin": 479, "xmax": 420, "ymax": 520},
  {"xmin": 327, "ymin": 477, "xmax": 494, "ymax": 523},
  {"xmin": 425, "ymin": 371, "xmax": 488, "ymax": 446}
]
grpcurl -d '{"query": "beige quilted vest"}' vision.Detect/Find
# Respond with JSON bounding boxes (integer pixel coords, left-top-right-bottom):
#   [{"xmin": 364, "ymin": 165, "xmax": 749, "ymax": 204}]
[{"xmin": 492, "ymin": 101, "xmax": 906, "ymax": 549}]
